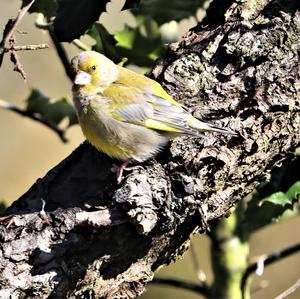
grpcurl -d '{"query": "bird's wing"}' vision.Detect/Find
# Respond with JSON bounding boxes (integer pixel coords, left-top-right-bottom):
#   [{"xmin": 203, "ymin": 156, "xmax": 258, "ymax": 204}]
[{"xmin": 102, "ymin": 83, "xmax": 197, "ymax": 135}]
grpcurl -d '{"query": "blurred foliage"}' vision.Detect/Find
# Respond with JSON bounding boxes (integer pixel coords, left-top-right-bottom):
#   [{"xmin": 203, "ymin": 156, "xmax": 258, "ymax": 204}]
[
  {"xmin": 22, "ymin": 0, "xmax": 57, "ymax": 18},
  {"xmin": 241, "ymin": 157, "xmax": 300, "ymax": 233},
  {"xmin": 122, "ymin": 0, "xmax": 141, "ymax": 10},
  {"xmin": 53, "ymin": 0, "xmax": 110, "ymax": 42},
  {"xmin": 114, "ymin": 20, "xmax": 164, "ymax": 66},
  {"xmin": 87, "ymin": 23, "xmax": 121, "ymax": 62},
  {"xmin": 261, "ymin": 181, "xmax": 300, "ymax": 206},
  {"xmin": 22, "ymin": 0, "xmax": 204, "ymax": 43},
  {"xmin": 26, "ymin": 89, "xmax": 77, "ymax": 127},
  {"xmin": 88, "ymin": 21, "xmax": 164, "ymax": 67},
  {"xmin": 0, "ymin": 201, "xmax": 7, "ymax": 214},
  {"xmin": 21, "ymin": 0, "xmax": 207, "ymax": 65},
  {"xmin": 131, "ymin": 0, "xmax": 205, "ymax": 25},
  {"xmin": 210, "ymin": 157, "xmax": 300, "ymax": 299}
]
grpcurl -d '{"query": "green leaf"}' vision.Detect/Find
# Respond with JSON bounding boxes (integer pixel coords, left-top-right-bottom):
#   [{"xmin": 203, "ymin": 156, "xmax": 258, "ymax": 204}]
[
  {"xmin": 88, "ymin": 22, "xmax": 165, "ymax": 67},
  {"xmin": 21, "ymin": 0, "xmax": 58, "ymax": 18},
  {"xmin": 88, "ymin": 24, "xmax": 121, "ymax": 63},
  {"xmin": 132, "ymin": 0, "xmax": 206, "ymax": 25},
  {"xmin": 241, "ymin": 196, "xmax": 291, "ymax": 233},
  {"xmin": 122, "ymin": 0, "xmax": 141, "ymax": 10},
  {"xmin": 260, "ymin": 181, "xmax": 300, "ymax": 207},
  {"xmin": 25, "ymin": 89, "xmax": 77, "ymax": 127},
  {"xmin": 115, "ymin": 25, "xmax": 164, "ymax": 66},
  {"xmin": 242, "ymin": 183, "xmax": 299, "ymax": 233},
  {"xmin": 261, "ymin": 192, "xmax": 292, "ymax": 206},
  {"xmin": 115, "ymin": 30, "xmax": 136, "ymax": 49},
  {"xmin": 53, "ymin": 0, "xmax": 110, "ymax": 42},
  {"xmin": 286, "ymin": 181, "xmax": 300, "ymax": 200},
  {"xmin": 240, "ymin": 158, "xmax": 300, "ymax": 233}
]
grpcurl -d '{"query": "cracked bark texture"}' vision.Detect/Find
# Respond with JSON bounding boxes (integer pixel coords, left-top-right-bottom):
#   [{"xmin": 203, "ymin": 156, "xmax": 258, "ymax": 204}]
[{"xmin": 1, "ymin": 0, "xmax": 300, "ymax": 298}]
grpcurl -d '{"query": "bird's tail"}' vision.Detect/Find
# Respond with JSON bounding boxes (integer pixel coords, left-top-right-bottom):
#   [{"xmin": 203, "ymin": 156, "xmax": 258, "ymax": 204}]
[{"xmin": 187, "ymin": 116, "xmax": 237, "ymax": 136}]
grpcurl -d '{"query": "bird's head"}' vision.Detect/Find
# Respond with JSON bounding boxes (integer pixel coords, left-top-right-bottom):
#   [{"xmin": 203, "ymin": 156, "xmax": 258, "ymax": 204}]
[{"xmin": 71, "ymin": 51, "xmax": 118, "ymax": 93}]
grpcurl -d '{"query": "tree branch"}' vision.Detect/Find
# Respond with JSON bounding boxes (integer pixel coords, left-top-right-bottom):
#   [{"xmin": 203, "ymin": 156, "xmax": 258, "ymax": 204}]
[
  {"xmin": 0, "ymin": 99, "xmax": 68, "ymax": 142},
  {"xmin": 0, "ymin": 0, "xmax": 36, "ymax": 65},
  {"xmin": 4, "ymin": 44, "xmax": 49, "ymax": 52},
  {"xmin": 72, "ymin": 39, "xmax": 91, "ymax": 51},
  {"xmin": 152, "ymin": 277, "xmax": 209, "ymax": 296},
  {"xmin": 0, "ymin": 0, "xmax": 49, "ymax": 80},
  {"xmin": 1, "ymin": 0, "xmax": 300, "ymax": 298},
  {"xmin": 48, "ymin": 28, "xmax": 73, "ymax": 81},
  {"xmin": 241, "ymin": 242, "xmax": 300, "ymax": 298},
  {"xmin": 34, "ymin": 15, "xmax": 73, "ymax": 80},
  {"xmin": 274, "ymin": 277, "xmax": 300, "ymax": 299}
]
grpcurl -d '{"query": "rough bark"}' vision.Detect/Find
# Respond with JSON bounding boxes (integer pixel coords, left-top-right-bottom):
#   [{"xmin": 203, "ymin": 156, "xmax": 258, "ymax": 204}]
[{"xmin": 1, "ymin": 0, "xmax": 300, "ymax": 298}]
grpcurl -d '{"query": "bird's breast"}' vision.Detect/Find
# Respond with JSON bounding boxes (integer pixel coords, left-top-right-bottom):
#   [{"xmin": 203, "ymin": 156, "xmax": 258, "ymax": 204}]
[
  {"xmin": 72, "ymin": 91, "xmax": 168, "ymax": 161},
  {"xmin": 73, "ymin": 96, "xmax": 130, "ymax": 159}
]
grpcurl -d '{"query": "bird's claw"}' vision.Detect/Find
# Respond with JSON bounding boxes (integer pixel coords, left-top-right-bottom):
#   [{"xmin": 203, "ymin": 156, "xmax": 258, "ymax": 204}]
[
  {"xmin": 0, "ymin": 214, "xmax": 15, "ymax": 228},
  {"xmin": 111, "ymin": 162, "xmax": 136, "ymax": 184}
]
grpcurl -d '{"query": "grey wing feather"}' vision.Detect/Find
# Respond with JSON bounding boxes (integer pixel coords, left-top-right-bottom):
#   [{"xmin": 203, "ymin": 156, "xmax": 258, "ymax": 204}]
[
  {"xmin": 115, "ymin": 102, "xmax": 153, "ymax": 122},
  {"xmin": 114, "ymin": 91, "xmax": 201, "ymax": 136},
  {"xmin": 151, "ymin": 95, "xmax": 204, "ymax": 136}
]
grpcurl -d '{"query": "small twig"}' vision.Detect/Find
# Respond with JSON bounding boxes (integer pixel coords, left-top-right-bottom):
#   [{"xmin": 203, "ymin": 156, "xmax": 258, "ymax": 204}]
[
  {"xmin": 4, "ymin": 44, "xmax": 49, "ymax": 52},
  {"xmin": 190, "ymin": 241, "xmax": 208, "ymax": 284},
  {"xmin": 49, "ymin": 29, "xmax": 73, "ymax": 81},
  {"xmin": 36, "ymin": 14, "xmax": 90, "ymax": 55},
  {"xmin": 17, "ymin": 29, "xmax": 28, "ymax": 35},
  {"xmin": 0, "ymin": 99, "xmax": 67, "ymax": 143},
  {"xmin": 0, "ymin": 0, "xmax": 35, "ymax": 67},
  {"xmin": 72, "ymin": 39, "xmax": 91, "ymax": 51},
  {"xmin": 0, "ymin": 0, "xmax": 48, "ymax": 80},
  {"xmin": 34, "ymin": 14, "xmax": 75, "ymax": 81},
  {"xmin": 255, "ymin": 254, "xmax": 267, "ymax": 276},
  {"xmin": 241, "ymin": 242, "xmax": 300, "ymax": 299},
  {"xmin": 1, "ymin": 0, "xmax": 35, "ymax": 45},
  {"xmin": 10, "ymin": 47, "xmax": 27, "ymax": 80},
  {"xmin": 273, "ymin": 277, "xmax": 300, "ymax": 299},
  {"xmin": 152, "ymin": 277, "xmax": 210, "ymax": 296}
]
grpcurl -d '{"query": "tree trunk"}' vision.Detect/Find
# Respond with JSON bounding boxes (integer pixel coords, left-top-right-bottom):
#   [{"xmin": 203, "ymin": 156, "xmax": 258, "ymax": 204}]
[{"xmin": 1, "ymin": 0, "xmax": 300, "ymax": 298}]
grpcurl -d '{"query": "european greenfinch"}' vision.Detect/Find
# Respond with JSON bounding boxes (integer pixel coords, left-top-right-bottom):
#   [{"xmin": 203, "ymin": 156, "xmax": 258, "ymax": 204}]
[{"xmin": 71, "ymin": 51, "xmax": 236, "ymax": 182}]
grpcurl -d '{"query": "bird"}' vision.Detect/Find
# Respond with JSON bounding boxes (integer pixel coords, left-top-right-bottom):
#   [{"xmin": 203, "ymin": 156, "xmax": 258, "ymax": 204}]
[{"xmin": 70, "ymin": 51, "xmax": 236, "ymax": 183}]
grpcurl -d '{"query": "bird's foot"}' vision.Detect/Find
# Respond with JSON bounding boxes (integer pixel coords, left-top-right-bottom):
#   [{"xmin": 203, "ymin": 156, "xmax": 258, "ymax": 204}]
[
  {"xmin": 39, "ymin": 198, "xmax": 51, "ymax": 225},
  {"xmin": 0, "ymin": 214, "xmax": 15, "ymax": 228},
  {"xmin": 111, "ymin": 162, "xmax": 135, "ymax": 184}
]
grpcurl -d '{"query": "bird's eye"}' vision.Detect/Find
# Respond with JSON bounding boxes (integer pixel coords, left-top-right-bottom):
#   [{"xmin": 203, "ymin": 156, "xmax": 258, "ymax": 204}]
[{"xmin": 90, "ymin": 65, "xmax": 96, "ymax": 71}]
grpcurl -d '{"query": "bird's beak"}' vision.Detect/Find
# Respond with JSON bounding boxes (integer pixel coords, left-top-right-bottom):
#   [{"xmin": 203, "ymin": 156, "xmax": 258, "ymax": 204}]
[{"xmin": 74, "ymin": 70, "xmax": 91, "ymax": 85}]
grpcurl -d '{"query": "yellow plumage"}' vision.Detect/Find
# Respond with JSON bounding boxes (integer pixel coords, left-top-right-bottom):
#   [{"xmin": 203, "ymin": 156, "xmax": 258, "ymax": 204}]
[{"xmin": 71, "ymin": 51, "xmax": 236, "ymax": 163}]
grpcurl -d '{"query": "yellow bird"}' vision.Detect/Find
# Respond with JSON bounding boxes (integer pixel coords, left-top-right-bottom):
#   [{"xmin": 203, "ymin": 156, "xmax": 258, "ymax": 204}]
[{"xmin": 71, "ymin": 51, "xmax": 236, "ymax": 183}]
